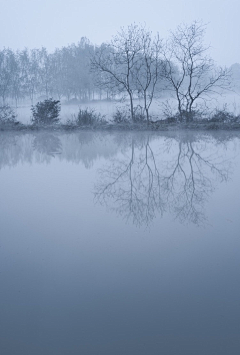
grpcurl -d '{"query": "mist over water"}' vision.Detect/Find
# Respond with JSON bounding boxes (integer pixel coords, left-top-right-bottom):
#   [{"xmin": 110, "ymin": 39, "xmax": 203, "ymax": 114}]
[
  {"xmin": 0, "ymin": 130, "xmax": 240, "ymax": 354},
  {"xmin": 13, "ymin": 92, "xmax": 240, "ymax": 125}
]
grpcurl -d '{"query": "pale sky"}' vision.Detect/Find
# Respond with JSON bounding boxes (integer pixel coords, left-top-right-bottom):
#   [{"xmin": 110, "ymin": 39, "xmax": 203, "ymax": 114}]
[{"xmin": 1, "ymin": 0, "xmax": 239, "ymax": 66}]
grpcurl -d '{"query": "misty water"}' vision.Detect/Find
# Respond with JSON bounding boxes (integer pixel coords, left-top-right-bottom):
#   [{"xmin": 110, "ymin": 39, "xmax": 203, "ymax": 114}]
[{"xmin": 0, "ymin": 130, "xmax": 240, "ymax": 355}]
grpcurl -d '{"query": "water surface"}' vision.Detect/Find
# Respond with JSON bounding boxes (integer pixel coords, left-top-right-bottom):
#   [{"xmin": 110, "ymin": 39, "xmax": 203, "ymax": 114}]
[{"xmin": 0, "ymin": 130, "xmax": 240, "ymax": 354}]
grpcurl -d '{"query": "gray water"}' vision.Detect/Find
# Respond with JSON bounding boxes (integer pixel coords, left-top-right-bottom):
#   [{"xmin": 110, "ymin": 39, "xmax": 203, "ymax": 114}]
[{"xmin": 0, "ymin": 130, "xmax": 240, "ymax": 355}]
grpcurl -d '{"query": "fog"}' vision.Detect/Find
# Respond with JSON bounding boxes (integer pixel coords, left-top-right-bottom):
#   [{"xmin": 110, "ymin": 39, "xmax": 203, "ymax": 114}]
[
  {"xmin": 1, "ymin": 0, "xmax": 240, "ymax": 66},
  {"xmin": 1, "ymin": 19, "xmax": 240, "ymax": 122},
  {"xmin": 1, "ymin": 1, "xmax": 240, "ymax": 353},
  {"xmin": 0, "ymin": 131, "xmax": 240, "ymax": 354},
  {"xmin": 13, "ymin": 92, "xmax": 240, "ymax": 125}
]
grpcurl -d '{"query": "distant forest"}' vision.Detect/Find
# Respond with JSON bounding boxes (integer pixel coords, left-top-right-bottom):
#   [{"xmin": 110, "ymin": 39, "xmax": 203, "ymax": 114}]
[
  {"xmin": 1, "ymin": 23, "xmax": 240, "ymax": 110},
  {"xmin": 0, "ymin": 37, "xmax": 100, "ymax": 105}
]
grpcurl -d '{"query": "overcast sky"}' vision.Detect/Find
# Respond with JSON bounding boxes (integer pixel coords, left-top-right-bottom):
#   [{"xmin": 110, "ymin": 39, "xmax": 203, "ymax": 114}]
[{"xmin": 1, "ymin": 0, "xmax": 239, "ymax": 66}]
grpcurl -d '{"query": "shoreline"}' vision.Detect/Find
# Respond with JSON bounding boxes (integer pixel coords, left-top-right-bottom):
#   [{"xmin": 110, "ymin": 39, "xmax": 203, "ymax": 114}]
[{"xmin": 1, "ymin": 121, "xmax": 240, "ymax": 132}]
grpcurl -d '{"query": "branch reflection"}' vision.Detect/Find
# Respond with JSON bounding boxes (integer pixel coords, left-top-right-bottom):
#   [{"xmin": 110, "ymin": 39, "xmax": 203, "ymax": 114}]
[
  {"xmin": 94, "ymin": 135, "xmax": 230, "ymax": 226},
  {"xmin": 0, "ymin": 130, "xmax": 236, "ymax": 226}
]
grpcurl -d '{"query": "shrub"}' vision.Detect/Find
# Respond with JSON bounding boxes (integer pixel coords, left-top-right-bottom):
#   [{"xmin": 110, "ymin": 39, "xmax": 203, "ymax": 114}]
[
  {"xmin": 31, "ymin": 98, "xmax": 61, "ymax": 125},
  {"xmin": 113, "ymin": 107, "xmax": 130, "ymax": 123},
  {"xmin": 0, "ymin": 105, "xmax": 18, "ymax": 125},
  {"xmin": 163, "ymin": 109, "xmax": 202, "ymax": 123},
  {"xmin": 172, "ymin": 110, "xmax": 201, "ymax": 122},
  {"xmin": 113, "ymin": 106, "xmax": 146, "ymax": 124},
  {"xmin": 133, "ymin": 105, "xmax": 146, "ymax": 123},
  {"xmin": 72, "ymin": 108, "xmax": 106, "ymax": 126},
  {"xmin": 209, "ymin": 109, "xmax": 237, "ymax": 123}
]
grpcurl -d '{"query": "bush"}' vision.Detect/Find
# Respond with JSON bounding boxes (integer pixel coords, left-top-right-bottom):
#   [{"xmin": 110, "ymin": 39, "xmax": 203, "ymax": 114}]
[
  {"xmin": 163, "ymin": 109, "xmax": 202, "ymax": 123},
  {"xmin": 31, "ymin": 98, "xmax": 61, "ymax": 125},
  {"xmin": 173, "ymin": 110, "xmax": 202, "ymax": 122},
  {"xmin": 133, "ymin": 106, "xmax": 146, "ymax": 123},
  {"xmin": 72, "ymin": 108, "xmax": 106, "ymax": 126},
  {"xmin": 113, "ymin": 106, "xmax": 146, "ymax": 124},
  {"xmin": 113, "ymin": 107, "xmax": 130, "ymax": 123},
  {"xmin": 0, "ymin": 105, "xmax": 18, "ymax": 125},
  {"xmin": 209, "ymin": 109, "xmax": 237, "ymax": 123}
]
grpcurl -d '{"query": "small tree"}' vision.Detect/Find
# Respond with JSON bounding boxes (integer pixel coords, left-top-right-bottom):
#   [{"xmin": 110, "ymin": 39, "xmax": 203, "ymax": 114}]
[
  {"xmin": 73, "ymin": 107, "xmax": 106, "ymax": 126},
  {"xmin": 91, "ymin": 25, "xmax": 143, "ymax": 121},
  {"xmin": 92, "ymin": 24, "xmax": 162, "ymax": 122},
  {"xmin": 162, "ymin": 21, "xmax": 230, "ymax": 122},
  {"xmin": 0, "ymin": 104, "xmax": 18, "ymax": 124},
  {"xmin": 133, "ymin": 33, "xmax": 163, "ymax": 123},
  {"xmin": 31, "ymin": 98, "xmax": 61, "ymax": 125},
  {"xmin": 92, "ymin": 25, "xmax": 164, "ymax": 123}
]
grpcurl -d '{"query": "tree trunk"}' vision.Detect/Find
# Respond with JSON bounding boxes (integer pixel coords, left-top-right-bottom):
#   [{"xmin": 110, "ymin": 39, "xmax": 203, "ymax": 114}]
[{"xmin": 129, "ymin": 92, "xmax": 134, "ymax": 121}]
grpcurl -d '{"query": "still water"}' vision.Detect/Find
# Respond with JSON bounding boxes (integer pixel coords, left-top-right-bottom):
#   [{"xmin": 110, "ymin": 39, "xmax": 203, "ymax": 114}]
[{"xmin": 0, "ymin": 130, "xmax": 240, "ymax": 355}]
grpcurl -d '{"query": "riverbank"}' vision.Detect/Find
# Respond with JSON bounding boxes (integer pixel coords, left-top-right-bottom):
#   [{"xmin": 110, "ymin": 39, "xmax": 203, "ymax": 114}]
[{"xmin": 1, "ymin": 120, "xmax": 240, "ymax": 132}]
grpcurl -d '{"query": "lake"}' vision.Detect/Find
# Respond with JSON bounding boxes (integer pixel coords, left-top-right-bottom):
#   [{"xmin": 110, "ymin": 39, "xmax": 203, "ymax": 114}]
[{"xmin": 0, "ymin": 130, "xmax": 240, "ymax": 355}]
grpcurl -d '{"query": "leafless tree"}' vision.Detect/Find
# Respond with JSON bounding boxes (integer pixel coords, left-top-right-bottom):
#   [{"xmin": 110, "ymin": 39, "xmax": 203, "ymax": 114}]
[
  {"xmin": 91, "ymin": 25, "xmax": 143, "ymax": 120},
  {"xmin": 0, "ymin": 49, "xmax": 17, "ymax": 104},
  {"xmin": 91, "ymin": 24, "xmax": 163, "ymax": 122},
  {"xmin": 162, "ymin": 21, "xmax": 231, "ymax": 121},
  {"xmin": 133, "ymin": 32, "xmax": 163, "ymax": 123}
]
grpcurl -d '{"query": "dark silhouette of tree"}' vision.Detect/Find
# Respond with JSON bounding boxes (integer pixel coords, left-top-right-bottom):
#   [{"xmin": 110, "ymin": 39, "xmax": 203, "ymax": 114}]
[
  {"xmin": 91, "ymin": 24, "xmax": 163, "ymax": 122},
  {"xmin": 133, "ymin": 33, "xmax": 163, "ymax": 123},
  {"xmin": 162, "ymin": 21, "xmax": 230, "ymax": 121},
  {"xmin": 31, "ymin": 98, "xmax": 61, "ymax": 125}
]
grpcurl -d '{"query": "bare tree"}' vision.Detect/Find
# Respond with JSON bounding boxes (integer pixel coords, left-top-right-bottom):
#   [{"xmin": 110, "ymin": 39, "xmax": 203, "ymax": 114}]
[
  {"xmin": 10, "ymin": 50, "xmax": 30, "ymax": 107},
  {"xmin": 0, "ymin": 49, "xmax": 18, "ymax": 105},
  {"xmin": 133, "ymin": 33, "xmax": 163, "ymax": 123},
  {"xmin": 24, "ymin": 49, "xmax": 41, "ymax": 104},
  {"xmin": 91, "ymin": 24, "xmax": 163, "ymax": 122},
  {"xmin": 37, "ymin": 47, "xmax": 54, "ymax": 99},
  {"xmin": 162, "ymin": 21, "xmax": 230, "ymax": 121}
]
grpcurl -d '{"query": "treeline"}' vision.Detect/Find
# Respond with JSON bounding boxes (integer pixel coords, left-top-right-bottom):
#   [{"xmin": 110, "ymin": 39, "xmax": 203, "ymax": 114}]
[
  {"xmin": 0, "ymin": 37, "xmax": 104, "ymax": 106},
  {"xmin": 0, "ymin": 35, "xmax": 167, "ymax": 107},
  {"xmin": 0, "ymin": 22, "xmax": 231, "ymax": 123},
  {"xmin": 91, "ymin": 23, "xmax": 230, "ymax": 122}
]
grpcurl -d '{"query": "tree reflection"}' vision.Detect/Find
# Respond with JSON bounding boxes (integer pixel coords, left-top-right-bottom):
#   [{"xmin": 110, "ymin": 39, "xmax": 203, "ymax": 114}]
[
  {"xmin": 161, "ymin": 139, "xmax": 229, "ymax": 224},
  {"xmin": 94, "ymin": 135, "xmax": 230, "ymax": 226},
  {"xmin": 95, "ymin": 137, "xmax": 165, "ymax": 225},
  {"xmin": 0, "ymin": 132, "xmax": 33, "ymax": 168},
  {"xmin": 0, "ymin": 131, "xmax": 119, "ymax": 168},
  {"xmin": 33, "ymin": 132, "xmax": 62, "ymax": 157},
  {"xmin": 0, "ymin": 131, "xmax": 236, "ymax": 226}
]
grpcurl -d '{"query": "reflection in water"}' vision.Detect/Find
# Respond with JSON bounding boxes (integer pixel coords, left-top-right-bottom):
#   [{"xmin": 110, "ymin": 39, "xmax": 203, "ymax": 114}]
[
  {"xmin": 0, "ymin": 131, "xmax": 118, "ymax": 169},
  {"xmin": 32, "ymin": 133, "xmax": 62, "ymax": 157},
  {"xmin": 95, "ymin": 134, "xmax": 232, "ymax": 225},
  {"xmin": 162, "ymin": 139, "xmax": 229, "ymax": 224},
  {"xmin": 95, "ymin": 137, "xmax": 165, "ymax": 225},
  {"xmin": 0, "ymin": 130, "xmax": 238, "ymax": 225},
  {"xmin": 1, "ymin": 130, "xmax": 239, "ymax": 355}
]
